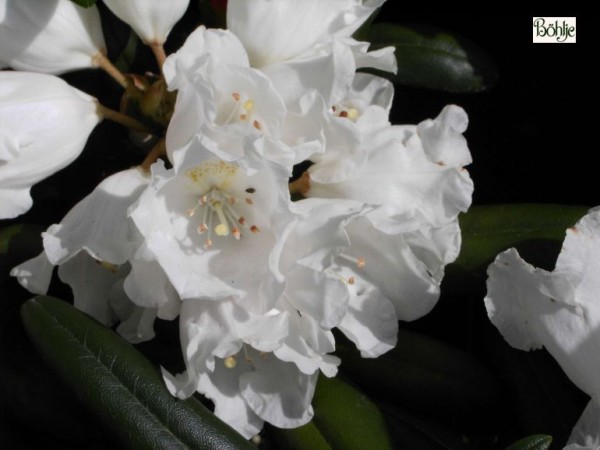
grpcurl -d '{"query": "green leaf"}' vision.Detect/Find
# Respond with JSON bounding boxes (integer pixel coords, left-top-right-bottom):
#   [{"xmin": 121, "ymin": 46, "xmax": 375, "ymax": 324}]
[
  {"xmin": 268, "ymin": 422, "xmax": 332, "ymax": 450},
  {"xmin": 312, "ymin": 375, "xmax": 393, "ymax": 450},
  {"xmin": 505, "ymin": 434, "xmax": 553, "ymax": 450},
  {"xmin": 69, "ymin": 0, "xmax": 97, "ymax": 7},
  {"xmin": 445, "ymin": 204, "xmax": 588, "ymax": 296},
  {"xmin": 21, "ymin": 296, "xmax": 255, "ymax": 450},
  {"xmin": 337, "ymin": 328, "xmax": 499, "ymax": 424},
  {"xmin": 367, "ymin": 23, "xmax": 497, "ymax": 92}
]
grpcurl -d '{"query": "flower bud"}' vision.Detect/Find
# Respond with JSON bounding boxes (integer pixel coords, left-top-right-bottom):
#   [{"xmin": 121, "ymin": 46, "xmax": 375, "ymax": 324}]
[
  {"xmin": 0, "ymin": 72, "xmax": 101, "ymax": 219},
  {"xmin": 103, "ymin": 0, "xmax": 190, "ymax": 45},
  {"xmin": 0, "ymin": 0, "xmax": 105, "ymax": 74}
]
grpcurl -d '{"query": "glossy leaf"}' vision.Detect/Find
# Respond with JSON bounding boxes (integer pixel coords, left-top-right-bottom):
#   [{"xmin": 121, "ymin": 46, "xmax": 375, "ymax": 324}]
[
  {"xmin": 337, "ymin": 328, "xmax": 499, "ymax": 424},
  {"xmin": 367, "ymin": 23, "xmax": 497, "ymax": 92},
  {"xmin": 20, "ymin": 296, "xmax": 255, "ymax": 450},
  {"xmin": 312, "ymin": 375, "xmax": 393, "ymax": 450},
  {"xmin": 69, "ymin": 0, "xmax": 97, "ymax": 7},
  {"xmin": 445, "ymin": 204, "xmax": 588, "ymax": 296},
  {"xmin": 268, "ymin": 422, "xmax": 332, "ymax": 450},
  {"xmin": 505, "ymin": 434, "xmax": 553, "ymax": 450}
]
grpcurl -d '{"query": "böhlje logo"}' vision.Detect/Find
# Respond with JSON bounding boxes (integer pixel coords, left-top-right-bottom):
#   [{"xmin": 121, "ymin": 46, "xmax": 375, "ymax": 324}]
[{"xmin": 533, "ymin": 17, "xmax": 576, "ymax": 43}]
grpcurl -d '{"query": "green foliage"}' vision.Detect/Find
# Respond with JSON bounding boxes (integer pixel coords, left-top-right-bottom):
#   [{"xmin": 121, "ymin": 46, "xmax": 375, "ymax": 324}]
[
  {"xmin": 367, "ymin": 23, "xmax": 497, "ymax": 92},
  {"xmin": 505, "ymin": 434, "xmax": 553, "ymax": 450},
  {"xmin": 20, "ymin": 296, "xmax": 255, "ymax": 450},
  {"xmin": 69, "ymin": 0, "xmax": 97, "ymax": 7}
]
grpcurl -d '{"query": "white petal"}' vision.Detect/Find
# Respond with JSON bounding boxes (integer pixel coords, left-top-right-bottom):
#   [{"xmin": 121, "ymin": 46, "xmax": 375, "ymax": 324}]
[
  {"xmin": 337, "ymin": 267, "xmax": 398, "ymax": 357},
  {"xmin": 0, "ymin": 0, "xmax": 105, "ymax": 73},
  {"xmin": 567, "ymin": 400, "xmax": 600, "ymax": 449},
  {"xmin": 198, "ymin": 365, "xmax": 264, "ymax": 438},
  {"xmin": 163, "ymin": 26, "xmax": 249, "ymax": 87},
  {"xmin": 123, "ymin": 243, "xmax": 180, "ymax": 315},
  {"xmin": 0, "ymin": 187, "xmax": 33, "ymax": 220},
  {"xmin": 103, "ymin": 0, "xmax": 189, "ymax": 45},
  {"xmin": 110, "ymin": 278, "xmax": 157, "ymax": 343},
  {"xmin": 343, "ymin": 217, "xmax": 441, "ymax": 321},
  {"xmin": 240, "ymin": 351, "xmax": 317, "ymax": 429},
  {"xmin": 43, "ymin": 168, "xmax": 148, "ymax": 265},
  {"xmin": 0, "ymin": 72, "xmax": 101, "ymax": 218},
  {"xmin": 485, "ymin": 246, "xmax": 600, "ymax": 400},
  {"xmin": 10, "ymin": 252, "xmax": 54, "ymax": 295},
  {"xmin": 227, "ymin": 0, "xmax": 382, "ymax": 68},
  {"xmin": 415, "ymin": 105, "xmax": 472, "ymax": 168},
  {"xmin": 57, "ymin": 252, "xmax": 128, "ymax": 326}
]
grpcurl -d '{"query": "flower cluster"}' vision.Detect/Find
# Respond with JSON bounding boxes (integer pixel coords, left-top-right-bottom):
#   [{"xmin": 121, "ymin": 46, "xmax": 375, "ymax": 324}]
[{"xmin": 5, "ymin": 0, "xmax": 473, "ymax": 438}]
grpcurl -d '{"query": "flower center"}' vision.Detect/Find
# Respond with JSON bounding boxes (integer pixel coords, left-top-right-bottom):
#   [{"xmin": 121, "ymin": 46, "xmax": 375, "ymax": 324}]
[
  {"xmin": 185, "ymin": 162, "xmax": 261, "ymax": 249},
  {"xmin": 219, "ymin": 91, "xmax": 263, "ymax": 131},
  {"xmin": 331, "ymin": 103, "xmax": 360, "ymax": 122}
]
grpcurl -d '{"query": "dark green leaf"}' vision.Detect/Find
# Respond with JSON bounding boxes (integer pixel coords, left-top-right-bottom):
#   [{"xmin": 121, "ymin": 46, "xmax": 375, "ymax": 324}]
[
  {"xmin": 367, "ymin": 23, "xmax": 497, "ymax": 92},
  {"xmin": 445, "ymin": 204, "xmax": 588, "ymax": 296},
  {"xmin": 505, "ymin": 434, "xmax": 553, "ymax": 450},
  {"xmin": 312, "ymin": 375, "xmax": 393, "ymax": 450},
  {"xmin": 379, "ymin": 403, "xmax": 471, "ymax": 450},
  {"xmin": 268, "ymin": 422, "xmax": 332, "ymax": 450},
  {"xmin": 69, "ymin": 0, "xmax": 97, "ymax": 7},
  {"xmin": 21, "ymin": 296, "xmax": 255, "ymax": 450},
  {"xmin": 337, "ymin": 328, "xmax": 499, "ymax": 425}
]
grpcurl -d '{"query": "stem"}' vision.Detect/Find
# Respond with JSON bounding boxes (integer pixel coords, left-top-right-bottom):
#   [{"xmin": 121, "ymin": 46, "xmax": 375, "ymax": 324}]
[
  {"xmin": 93, "ymin": 52, "xmax": 128, "ymax": 88},
  {"xmin": 289, "ymin": 172, "xmax": 311, "ymax": 196},
  {"xmin": 149, "ymin": 42, "xmax": 167, "ymax": 74},
  {"xmin": 97, "ymin": 103, "xmax": 153, "ymax": 134},
  {"xmin": 140, "ymin": 138, "xmax": 167, "ymax": 172}
]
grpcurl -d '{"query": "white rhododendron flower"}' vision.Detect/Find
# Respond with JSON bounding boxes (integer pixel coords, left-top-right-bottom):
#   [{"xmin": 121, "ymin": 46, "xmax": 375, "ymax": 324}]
[
  {"xmin": 485, "ymin": 208, "xmax": 600, "ymax": 449},
  {"xmin": 305, "ymin": 105, "xmax": 473, "ymax": 321},
  {"xmin": 0, "ymin": 0, "xmax": 105, "ymax": 74},
  {"xmin": 164, "ymin": 25, "xmax": 323, "ymax": 168},
  {"xmin": 0, "ymin": 72, "xmax": 101, "ymax": 219},
  {"xmin": 130, "ymin": 147, "xmax": 293, "ymax": 311},
  {"xmin": 162, "ymin": 197, "xmax": 368, "ymax": 437},
  {"xmin": 11, "ymin": 168, "xmax": 177, "ymax": 343},
  {"xmin": 227, "ymin": 0, "xmax": 396, "ymax": 104},
  {"xmin": 103, "ymin": 0, "xmax": 190, "ymax": 45}
]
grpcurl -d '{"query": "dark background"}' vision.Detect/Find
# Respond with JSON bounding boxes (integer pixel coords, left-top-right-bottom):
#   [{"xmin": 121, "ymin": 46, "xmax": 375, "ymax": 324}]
[{"xmin": 378, "ymin": 8, "xmax": 591, "ymax": 207}]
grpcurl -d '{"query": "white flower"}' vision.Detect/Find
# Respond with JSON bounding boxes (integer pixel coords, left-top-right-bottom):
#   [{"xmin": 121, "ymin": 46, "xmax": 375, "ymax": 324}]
[
  {"xmin": 163, "ymin": 298, "xmax": 316, "ymax": 438},
  {"xmin": 129, "ymin": 147, "xmax": 293, "ymax": 313},
  {"xmin": 0, "ymin": 0, "xmax": 105, "ymax": 74},
  {"xmin": 226, "ymin": 0, "xmax": 397, "ymax": 105},
  {"xmin": 11, "ymin": 168, "xmax": 177, "ymax": 343},
  {"xmin": 0, "ymin": 72, "xmax": 101, "ymax": 219},
  {"xmin": 103, "ymin": 0, "xmax": 190, "ymax": 45},
  {"xmin": 305, "ymin": 105, "xmax": 473, "ymax": 322},
  {"xmin": 164, "ymin": 26, "xmax": 322, "ymax": 168},
  {"xmin": 485, "ymin": 207, "xmax": 600, "ymax": 448}
]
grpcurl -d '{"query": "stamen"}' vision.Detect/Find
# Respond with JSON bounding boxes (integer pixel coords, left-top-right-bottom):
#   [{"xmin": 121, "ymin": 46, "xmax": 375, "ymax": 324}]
[
  {"xmin": 213, "ymin": 202, "xmax": 230, "ymax": 236},
  {"xmin": 245, "ymin": 198, "xmax": 253, "ymax": 205},
  {"xmin": 347, "ymin": 108, "xmax": 359, "ymax": 120},
  {"xmin": 232, "ymin": 92, "xmax": 241, "ymax": 101},
  {"xmin": 339, "ymin": 111, "xmax": 348, "ymax": 118},
  {"xmin": 348, "ymin": 276, "xmax": 356, "ymax": 285},
  {"xmin": 339, "ymin": 253, "xmax": 366, "ymax": 269},
  {"xmin": 204, "ymin": 238, "xmax": 213, "ymax": 249},
  {"xmin": 243, "ymin": 99, "xmax": 254, "ymax": 111},
  {"xmin": 250, "ymin": 225, "xmax": 260, "ymax": 233},
  {"xmin": 253, "ymin": 120, "xmax": 262, "ymax": 130},
  {"xmin": 224, "ymin": 356, "xmax": 237, "ymax": 369},
  {"xmin": 238, "ymin": 216, "xmax": 246, "ymax": 225},
  {"xmin": 232, "ymin": 226, "xmax": 241, "ymax": 240}
]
